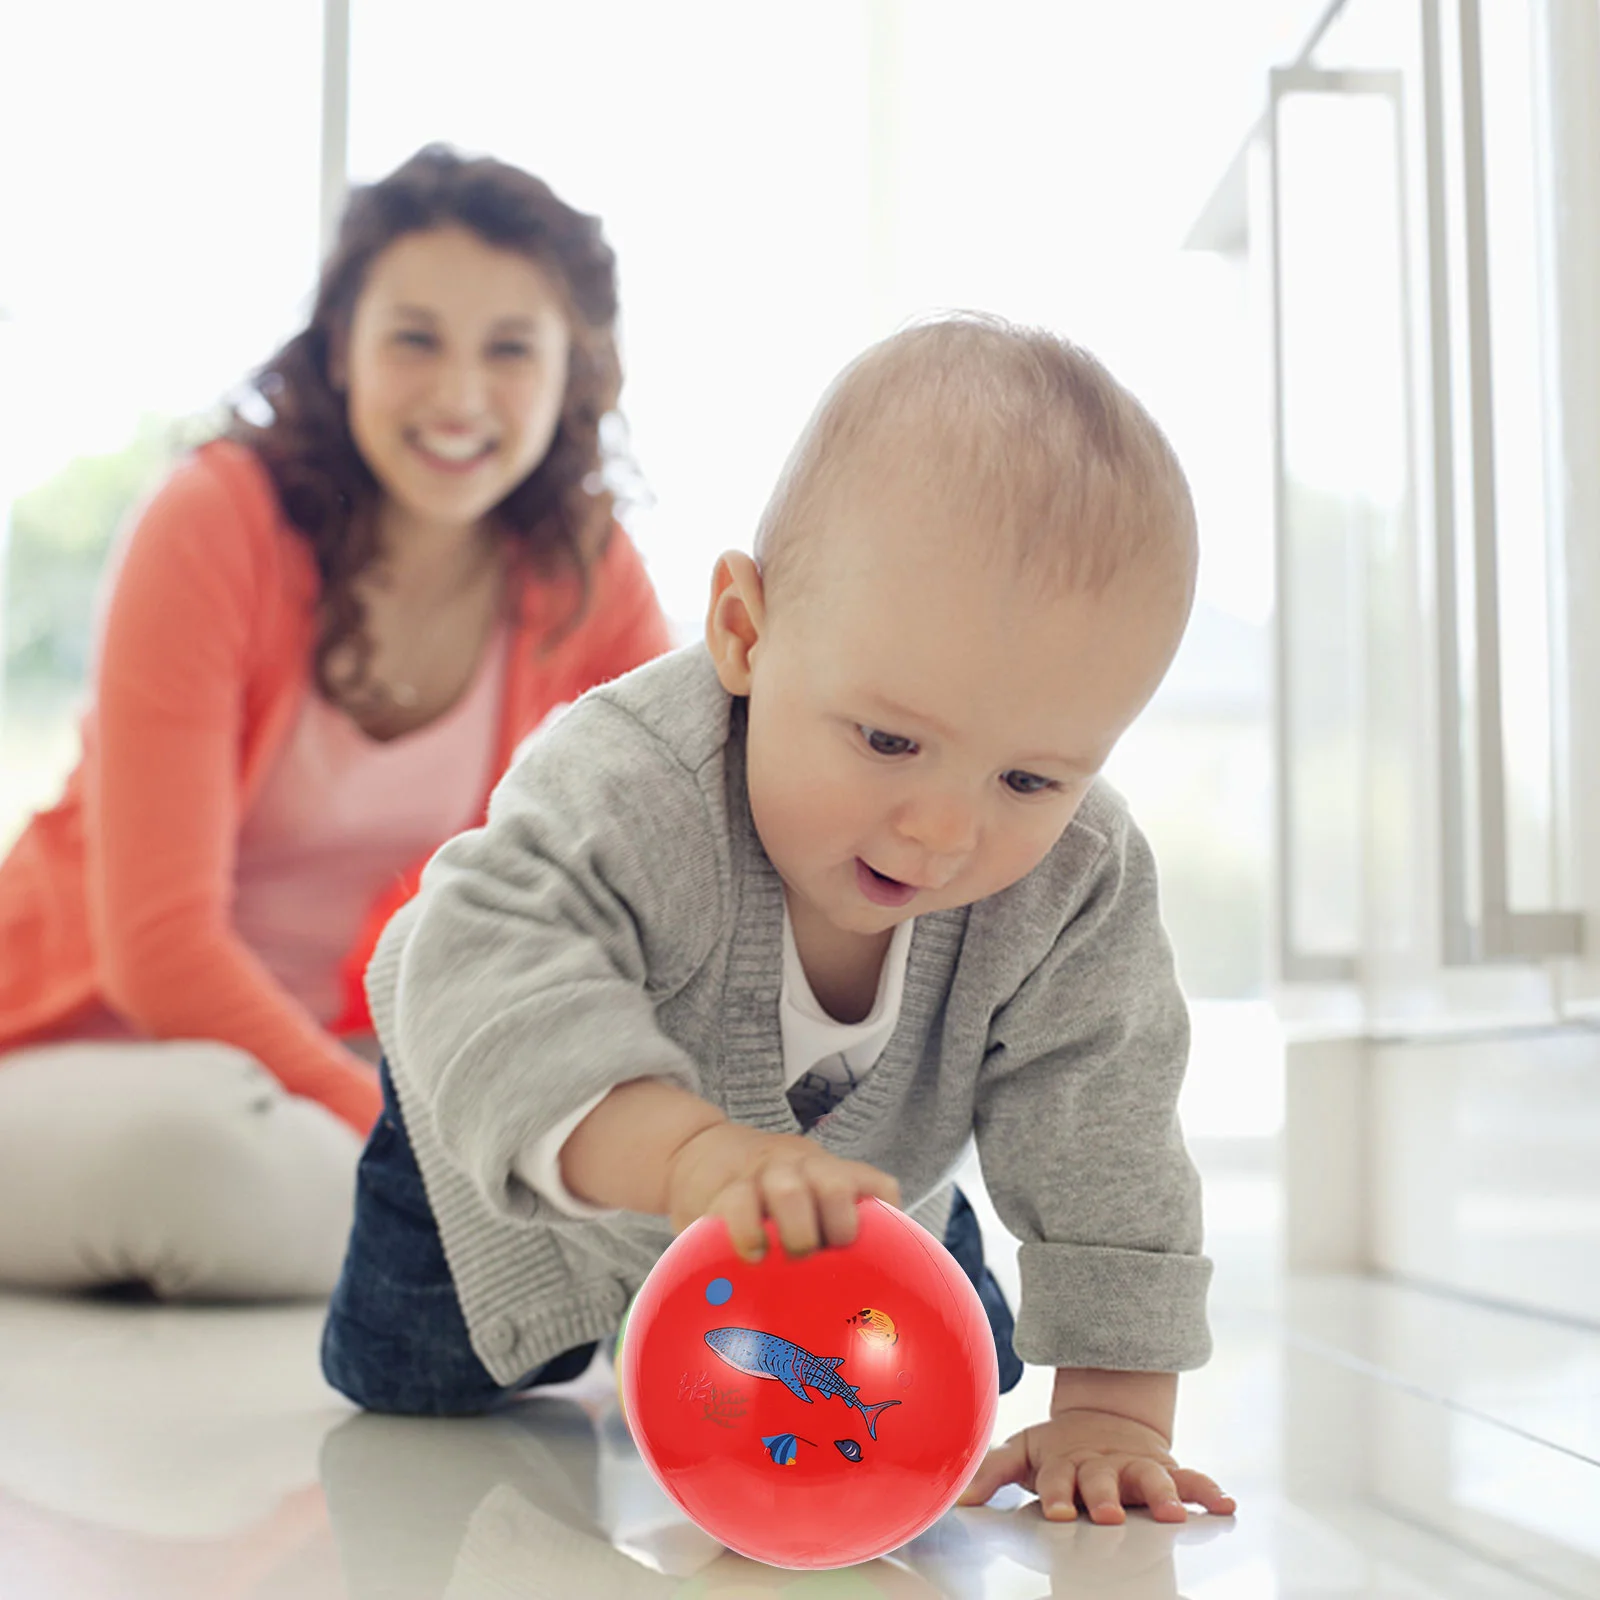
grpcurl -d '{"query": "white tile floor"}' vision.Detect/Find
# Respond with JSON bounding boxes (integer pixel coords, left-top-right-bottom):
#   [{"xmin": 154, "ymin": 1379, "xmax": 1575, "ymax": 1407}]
[{"xmin": 0, "ymin": 1153, "xmax": 1596, "ymax": 1599}]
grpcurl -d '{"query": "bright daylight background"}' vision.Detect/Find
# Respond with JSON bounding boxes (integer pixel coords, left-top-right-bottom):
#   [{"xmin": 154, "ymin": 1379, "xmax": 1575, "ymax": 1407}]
[{"xmin": 0, "ymin": 0, "xmax": 1305, "ymax": 1146}]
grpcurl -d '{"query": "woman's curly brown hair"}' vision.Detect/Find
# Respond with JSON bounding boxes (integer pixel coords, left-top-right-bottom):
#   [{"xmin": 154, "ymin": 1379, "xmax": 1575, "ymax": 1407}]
[{"xmin": 228, "ymin": 143, "xmax": 624, "ymax": 708}]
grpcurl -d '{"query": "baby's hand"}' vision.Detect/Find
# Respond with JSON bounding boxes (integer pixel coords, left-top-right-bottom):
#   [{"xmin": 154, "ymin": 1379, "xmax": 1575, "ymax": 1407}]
[
  {"xmin": 958, "ymin": 1410, "xmax": 1236, "ymax": 1525},
  {"xmin": 664, "ymin": 1122, "xmax": 900, "ymax": 1261}
]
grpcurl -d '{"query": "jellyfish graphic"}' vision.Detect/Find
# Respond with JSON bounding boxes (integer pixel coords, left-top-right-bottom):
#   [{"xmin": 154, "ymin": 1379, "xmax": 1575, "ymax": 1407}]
[{"xmin": 761, "ymin": 1432, "xmax": 814, "ymax": 1466}]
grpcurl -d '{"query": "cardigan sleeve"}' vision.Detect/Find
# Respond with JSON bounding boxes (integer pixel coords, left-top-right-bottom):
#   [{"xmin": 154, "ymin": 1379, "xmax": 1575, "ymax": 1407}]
[
  {"xmin": 972, "ymin": 808, "xmax": 1212, "ymax": 1373},
  {"xmin": 367, "ymin": 693, "xmax": 722, "ymax": 1222},
  {"xmin": 85, "ymin": 452, "xmax": 381, "ymax": 1134}
]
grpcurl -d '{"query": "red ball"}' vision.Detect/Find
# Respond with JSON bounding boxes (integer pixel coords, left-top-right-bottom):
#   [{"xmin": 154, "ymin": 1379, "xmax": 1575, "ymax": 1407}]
[{"xmin": 620, "ymin": 1197, "xmax": 999, "ymax": 1569}]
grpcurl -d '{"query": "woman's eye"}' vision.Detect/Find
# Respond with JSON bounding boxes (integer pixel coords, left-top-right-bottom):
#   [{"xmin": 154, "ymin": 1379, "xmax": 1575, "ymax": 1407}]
[
  {"xmin": 491, "ymin": 341, "xmax": 533, "ymax": 360},
  {"xmin": 860, "ymin": 726, "xmax": 917, "ymax": 758},
  {"xmin": 1003, "ymin": 770, "xmax": 1060, "ymax": 796},
  {"xmin": 394, "ymin": 329, "xmax": 435, "ymax": 350}
]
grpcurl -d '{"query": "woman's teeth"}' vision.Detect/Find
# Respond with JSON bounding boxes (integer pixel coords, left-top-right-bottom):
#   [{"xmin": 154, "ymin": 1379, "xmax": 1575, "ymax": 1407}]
[{"xmin": 415, "ymin": 432, "xmax": 493, "ymax": 462}]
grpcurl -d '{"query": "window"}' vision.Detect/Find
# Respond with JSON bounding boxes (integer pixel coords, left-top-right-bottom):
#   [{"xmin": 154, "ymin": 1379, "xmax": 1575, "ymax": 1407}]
[
  {"xmin": 4, "ymin": 2, "xmax": 1271, "ymax": 1004},
  {"xmin": 0, "ymin": 0, "xmax": 323, "ymax": 847}
]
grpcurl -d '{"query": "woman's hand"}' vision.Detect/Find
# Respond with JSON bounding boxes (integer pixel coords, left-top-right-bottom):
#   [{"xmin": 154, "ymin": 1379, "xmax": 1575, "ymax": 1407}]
[{"xmin": 664, "ymin": 1121, "xmax": 900, "ymax": 1260}]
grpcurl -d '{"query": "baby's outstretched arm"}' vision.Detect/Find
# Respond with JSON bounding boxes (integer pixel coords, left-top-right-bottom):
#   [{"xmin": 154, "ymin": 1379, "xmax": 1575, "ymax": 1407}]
[
  {"xmin": 957, "ymin": 1368, "xmax": 1236, "ymax": 1524},
  {"xmin": 560, "ymin": 1078, "xmax": 900, "ymax": 1260}
]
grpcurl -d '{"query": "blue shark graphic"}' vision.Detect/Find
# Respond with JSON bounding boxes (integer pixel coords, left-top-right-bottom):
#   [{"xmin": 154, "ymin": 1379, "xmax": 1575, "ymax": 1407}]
[{"xmin": 704, "ymin": 1326, "xmax": 902, "ymax": 1440}]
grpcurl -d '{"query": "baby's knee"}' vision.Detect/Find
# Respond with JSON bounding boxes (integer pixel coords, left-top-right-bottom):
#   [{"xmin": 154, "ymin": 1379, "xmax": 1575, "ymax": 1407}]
[{"xmin": 319, "ymin": 1301, "xmax": 502, "ymax": 1416}]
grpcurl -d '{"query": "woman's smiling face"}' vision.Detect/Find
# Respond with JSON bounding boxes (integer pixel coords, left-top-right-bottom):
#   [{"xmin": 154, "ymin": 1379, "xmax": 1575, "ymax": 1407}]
[{"xmin": 338, "ymin": 225, "xmax": 573, "ymax": 536}]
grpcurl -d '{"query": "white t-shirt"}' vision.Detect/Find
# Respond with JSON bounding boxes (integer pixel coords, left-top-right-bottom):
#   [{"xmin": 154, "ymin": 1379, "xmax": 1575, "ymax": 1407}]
[{"xmin": 516, "ymin": 913, "xmax": 916, "ymax": 1216}]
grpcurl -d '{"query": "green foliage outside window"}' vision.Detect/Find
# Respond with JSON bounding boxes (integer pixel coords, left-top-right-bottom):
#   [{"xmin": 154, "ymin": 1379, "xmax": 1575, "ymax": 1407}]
[{"xmin": 3, "ymin": 415, "xmax": 200, "ymax": 688}]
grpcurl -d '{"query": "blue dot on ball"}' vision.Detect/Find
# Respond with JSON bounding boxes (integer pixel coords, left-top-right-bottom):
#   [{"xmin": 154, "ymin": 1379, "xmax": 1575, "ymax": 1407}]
[{"xmin": 705, "ymin": 1277, "xmax": 733, "ymax": 1306}]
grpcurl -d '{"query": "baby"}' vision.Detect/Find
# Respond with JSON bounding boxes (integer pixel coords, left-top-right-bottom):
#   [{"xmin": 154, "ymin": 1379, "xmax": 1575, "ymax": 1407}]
[{"xmin": 323, "ymin": 314, "xmax": 1236, "ymax": 1526}]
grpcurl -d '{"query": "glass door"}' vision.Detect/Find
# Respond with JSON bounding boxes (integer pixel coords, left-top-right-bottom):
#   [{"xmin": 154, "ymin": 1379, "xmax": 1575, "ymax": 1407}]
[{"xmin": 1263, "ymin": 0, "xmax": 1582, "ymax": 1028}]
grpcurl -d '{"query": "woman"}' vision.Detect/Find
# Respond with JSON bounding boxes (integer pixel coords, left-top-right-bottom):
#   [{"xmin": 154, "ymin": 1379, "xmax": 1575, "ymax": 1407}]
[{"xmin": 0, "ymin": 145, "xmax": 672, "ymax": 1299}]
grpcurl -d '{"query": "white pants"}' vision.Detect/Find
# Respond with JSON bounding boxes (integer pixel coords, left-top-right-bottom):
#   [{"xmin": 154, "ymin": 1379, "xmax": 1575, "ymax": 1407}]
[{"xmin": 0, "ymin": 1040, "xmax": 364, "ymax": 1300}]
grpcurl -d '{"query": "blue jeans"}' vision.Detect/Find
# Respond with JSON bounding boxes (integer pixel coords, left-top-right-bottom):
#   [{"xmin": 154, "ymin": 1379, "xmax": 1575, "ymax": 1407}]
[{"xmin": 322, "ymin": 1062, "xmax": 1024, "ymax": 1415}]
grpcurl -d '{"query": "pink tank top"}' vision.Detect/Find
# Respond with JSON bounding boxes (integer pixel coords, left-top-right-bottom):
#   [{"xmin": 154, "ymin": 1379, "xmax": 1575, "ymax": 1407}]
[{"xmin": 231, "ymin": 626, "xmax": 509, "ymax": 1024}]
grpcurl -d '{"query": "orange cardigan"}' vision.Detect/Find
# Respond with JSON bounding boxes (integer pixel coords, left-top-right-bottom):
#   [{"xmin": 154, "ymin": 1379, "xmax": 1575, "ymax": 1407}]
[{"xmin": 0, "ymin": 441, "xmax": 672, "ymax": 1133}]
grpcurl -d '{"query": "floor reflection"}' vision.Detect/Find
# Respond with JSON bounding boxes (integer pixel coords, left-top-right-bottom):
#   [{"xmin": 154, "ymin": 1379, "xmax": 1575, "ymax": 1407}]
[
  {"xmin": 2, "ymin": 1137, "xmax": 1594, "ymax": 1600},
  {"xmin": 316, "ymin": 1398, "xmax": 1240, "ymax": 1599},
  {"xmin": 321, "ymin": 1402, "xmax": 947, "ymax": 1597}
]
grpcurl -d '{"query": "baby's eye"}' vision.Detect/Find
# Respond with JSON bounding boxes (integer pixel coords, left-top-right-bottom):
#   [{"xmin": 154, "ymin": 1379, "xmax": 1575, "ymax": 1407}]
[
  {"xmin": 1002, "ymin": 770, "xmax": 1060, "ymax": 796},
  {"xmin": 859, "ymin": 726, "xmax": 917, "ymax": 758}
]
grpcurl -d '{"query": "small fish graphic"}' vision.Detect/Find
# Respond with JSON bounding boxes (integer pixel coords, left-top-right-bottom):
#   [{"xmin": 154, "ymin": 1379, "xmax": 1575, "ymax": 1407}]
[
  {"xmin": 705, "ymin": 1327, "xmax": 903, "ymax": 1440},
  {"xmin": 834, "ymin": 1439, "xmax": 863, "ymax": 1462},
  {"xmin": 847, "ymin": 1307, "xmax": 899, "ymax": 1347},
  {"xmin": 761, "ymin": 1432, "xmax": 814, "ymax": 1466}
]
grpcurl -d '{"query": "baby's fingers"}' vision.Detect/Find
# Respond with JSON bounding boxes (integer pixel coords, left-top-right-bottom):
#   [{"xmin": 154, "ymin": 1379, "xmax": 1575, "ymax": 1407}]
[
  {"xmin": 713, "ymin": 1181, "xmax": 769, "ymax": 1262},
  {"xmin": 814, "ymin": 1164, "xmax": 899, "ymax": 1248},
  {"xmin": 814, "ymin": 1172, "xmax": 867, "ymax": 1251},
  {"xmin": 1073, "ymin": 1458, "xmax": 1126, "ymax": 1525},
  {"xmin": 1033, "ymin": 1455, "xmax": 1086, "ymax": 1522},
  {"xmin": 861, "ymin": 1163, "xmax": 902, "ymax": 1209},
  {"xmin": 1170, "ymin": 1468, "xmax": 1237, "ymax": 1517},
  {"xmin": 1125, "ymin": 1459, "xmax": 1187, "ymax": 1523},
  {"xmin": 760, "ymin": 1164, "xmax": 823, "ymax": 1257},
  {"xmin": 956, "ymin": 1435, "xmax": 1034, "ymax": 1508}
]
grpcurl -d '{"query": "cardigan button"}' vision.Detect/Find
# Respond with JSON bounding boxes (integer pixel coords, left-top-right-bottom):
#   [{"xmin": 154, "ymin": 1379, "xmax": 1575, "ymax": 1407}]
[{"xmin": 483, "ymin": 1318, "xmax": 518, "ymax": 1356}]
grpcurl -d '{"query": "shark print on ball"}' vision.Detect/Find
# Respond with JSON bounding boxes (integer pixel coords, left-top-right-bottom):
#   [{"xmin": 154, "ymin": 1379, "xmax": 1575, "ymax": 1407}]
[{"xmin": 704, "ymin": 1325, "xmax": 902, "ymax": 1439}]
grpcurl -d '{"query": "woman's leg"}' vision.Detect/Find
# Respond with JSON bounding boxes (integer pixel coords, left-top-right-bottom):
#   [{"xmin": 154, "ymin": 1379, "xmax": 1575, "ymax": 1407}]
[
  {"xmin": 943, "ymin": 1186, "xmax": 1025, "ymax": 1393},
  {"xmin": 0, "ymin": 1039, "xmax": 364, "ymax": 1300},
  {"xmin": 321, "ymin": 1060, "xmax": 596, "ymax": 1416}
]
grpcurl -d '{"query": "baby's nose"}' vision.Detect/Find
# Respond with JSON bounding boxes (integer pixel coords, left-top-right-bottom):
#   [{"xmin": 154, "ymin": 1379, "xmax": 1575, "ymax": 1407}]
[{"xmin": 894, "ymin": 793, "xmax": 978, "ymax": 861}]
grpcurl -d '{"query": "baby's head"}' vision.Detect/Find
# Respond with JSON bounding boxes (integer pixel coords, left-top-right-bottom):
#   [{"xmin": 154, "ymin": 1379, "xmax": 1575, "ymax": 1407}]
[{"xmin": 707, "ymin": 314, "xmax": 1197, "ymax": 942}]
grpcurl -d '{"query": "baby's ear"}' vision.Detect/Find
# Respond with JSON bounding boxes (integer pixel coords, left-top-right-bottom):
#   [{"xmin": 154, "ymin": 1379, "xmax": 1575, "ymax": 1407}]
[{"xmin": 705, "ymin": 551, "xmax": 765, "ymax": 695}]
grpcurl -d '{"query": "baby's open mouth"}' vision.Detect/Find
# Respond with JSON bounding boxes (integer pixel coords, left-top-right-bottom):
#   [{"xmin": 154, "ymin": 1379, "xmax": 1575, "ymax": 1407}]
[{"xmin": 855, "ymin": 859, "xmax": 918, "ymax": 907}]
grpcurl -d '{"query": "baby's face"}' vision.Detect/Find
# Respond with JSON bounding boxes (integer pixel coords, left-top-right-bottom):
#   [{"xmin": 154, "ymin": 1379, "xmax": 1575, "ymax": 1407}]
[{"xmin": 733, "ymin": 499, "xmax": 1187, "ymax": 941}]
